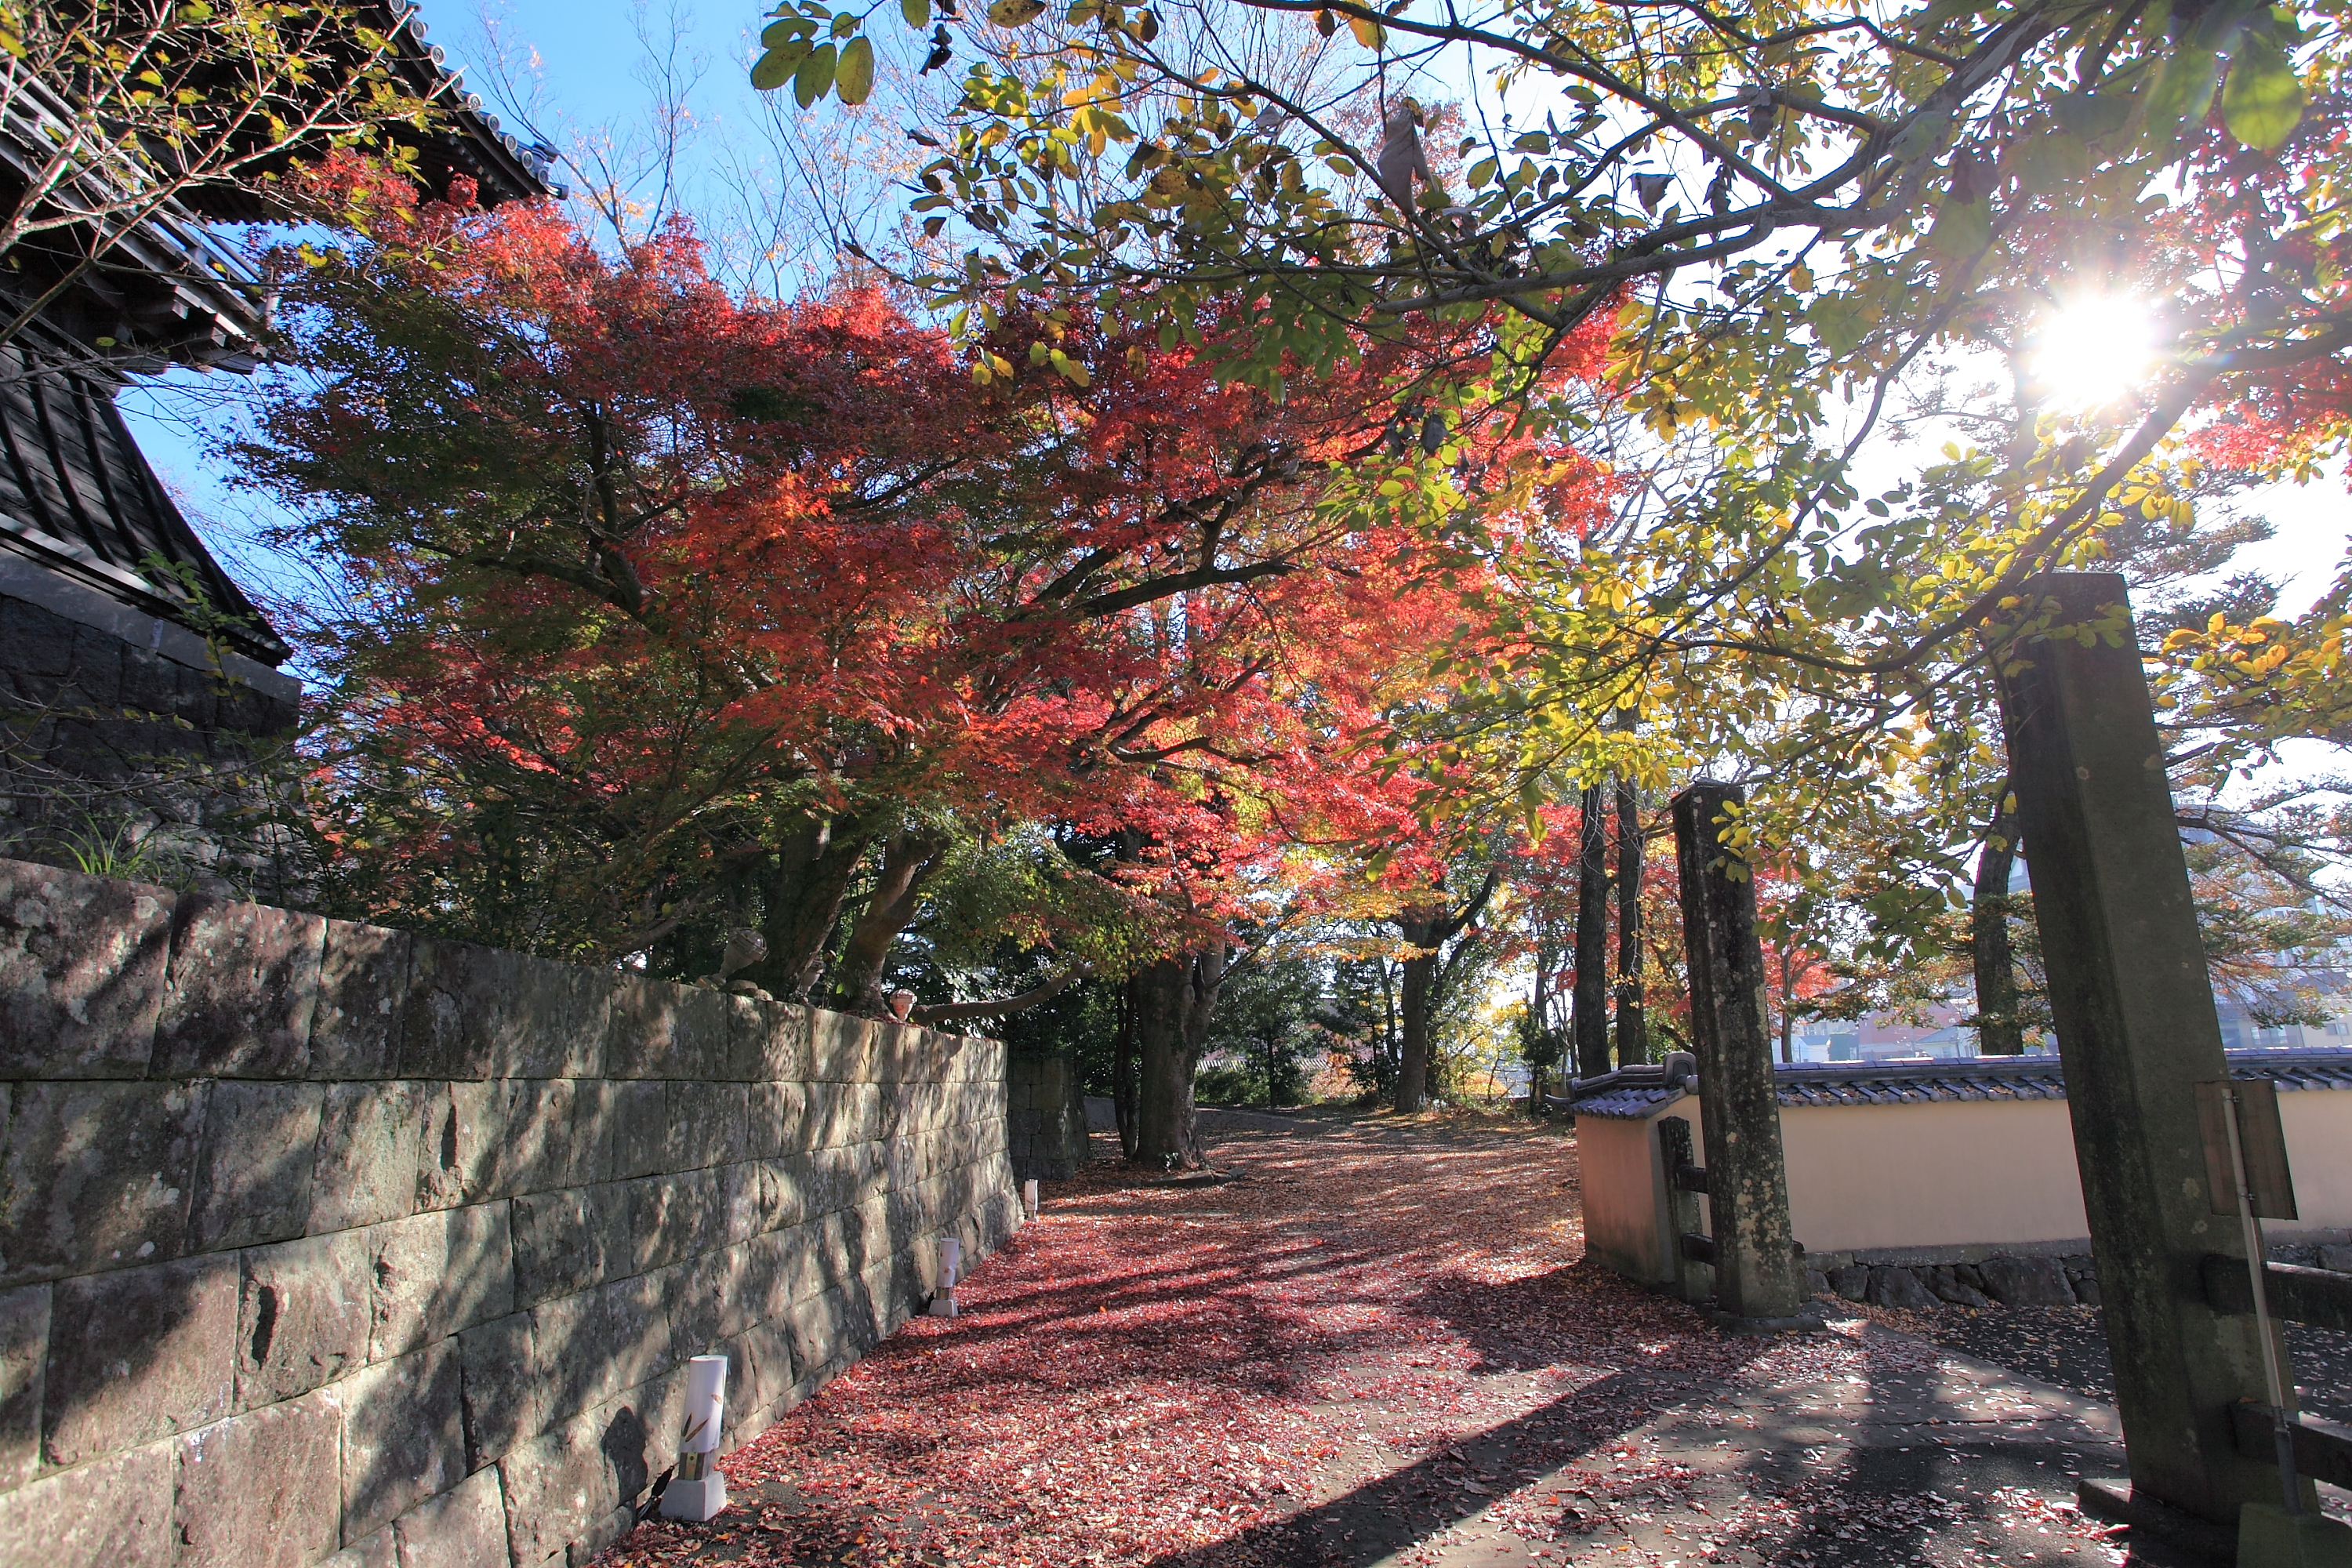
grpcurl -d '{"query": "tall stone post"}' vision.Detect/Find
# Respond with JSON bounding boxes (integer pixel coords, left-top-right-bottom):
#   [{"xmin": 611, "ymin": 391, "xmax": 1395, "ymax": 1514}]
[
  {"xmin": 1671, "ymin": 780, "xmax": 1803, "ymax": 1320},
  {"xmin": 1995, "ymin": 572, "xmax": 2283, "ymax": 1524}
]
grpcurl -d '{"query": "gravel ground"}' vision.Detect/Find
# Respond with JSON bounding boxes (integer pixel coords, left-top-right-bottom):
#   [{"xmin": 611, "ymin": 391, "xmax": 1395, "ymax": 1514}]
[{"xmin": 1869, "ymin": 1299, "xmax": 2352, "ymax": 1425}]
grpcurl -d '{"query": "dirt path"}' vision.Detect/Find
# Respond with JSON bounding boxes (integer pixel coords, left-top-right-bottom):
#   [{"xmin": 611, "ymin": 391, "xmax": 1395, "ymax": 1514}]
[{"xmin": 597, "ymin": 1112, "xmax": 2186, "ymax": 1568}]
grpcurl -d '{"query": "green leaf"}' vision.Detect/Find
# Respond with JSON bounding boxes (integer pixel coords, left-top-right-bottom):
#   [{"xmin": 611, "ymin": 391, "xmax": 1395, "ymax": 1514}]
[
  {"xmin": 1806, "ymin": 296, "xmax": 1868, "ymax": 356},
  {"xmin": 793, "ymin": 42, "xmax": 837, "ymax": 107},
  {"xmin": 986, "ymin": 0, "xmax": 1046, "ymax": 22},
  {"xmin": 2053, "ymin": 89, "xmax": 2132, "ymax": 141},
  {"xmin": 836, "ymin": 35, "xmax": 876, "ymax": 103},
  {"xmin": 901, "ymin": 0, "xmax": 930, "ymax": 23},
  {"xmin": 750, "ymin": 45, "xmax": 801, "ymax": 90},
  {"xmin": 2145, "ymin": 45, "xmax": 2220, "ymax": 147},
  {"xmin": 2220, "ymin": 28, "xmax": 2304, "ymax": 149},
  {"xmin": 2015, "ymin": 131, "xmax": 2089, "ymax": 191}
]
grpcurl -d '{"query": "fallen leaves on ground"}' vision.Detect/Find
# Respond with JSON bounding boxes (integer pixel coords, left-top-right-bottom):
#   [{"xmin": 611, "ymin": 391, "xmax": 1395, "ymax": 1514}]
[{"xmin": 595, "ymin": 1110, "xmax": 2125, "ymax": 1568}]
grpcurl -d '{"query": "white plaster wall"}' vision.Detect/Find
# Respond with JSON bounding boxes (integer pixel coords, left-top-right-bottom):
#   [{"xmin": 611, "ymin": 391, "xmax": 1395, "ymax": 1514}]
[{"xmin": 1576, "ymin": 1087, "xmax": 2352, "ymax": 1270}]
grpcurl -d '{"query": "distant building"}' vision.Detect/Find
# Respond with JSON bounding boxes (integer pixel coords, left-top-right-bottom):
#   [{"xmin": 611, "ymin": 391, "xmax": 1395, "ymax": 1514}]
[{"xmin": 0, "ymin": 5, "xmax": 546, "ymax": 886}]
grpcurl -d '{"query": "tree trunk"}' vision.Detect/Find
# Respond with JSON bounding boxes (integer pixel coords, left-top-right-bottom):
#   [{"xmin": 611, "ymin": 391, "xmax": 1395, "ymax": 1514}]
[
  {"xmin": 1573, "ymin": 782, "xmax": 1613, "ymax": 1077},
  {"xmin": 1777, "ymin": 948, "xmax": 1795, "ymax": 1063},
  {"xmin": 1614, "ymin": 778, "xmax": 1646, "ymax": 1065},
  {"xmin": 1132, "ymin": 945, "xmax": 1227, "ymax": 1167},
  {"xmin": 742, "ymin": 816, "xmax": 869, "ymax": 1000},
  {"xmin": 826, "ymin": 826, "xmax": 948, "ymax": 1014},
  {"xmin": 1973, "ymin": 779, "xmax": 2026, "ymax": 1055},
  {"xmin": 1395, "ymin": 911, "xmax": 1439, "ymax": 1112},
  {"xmin": 1112, "ymin": 985, "xmax": 1138, "ymax": 1159}
]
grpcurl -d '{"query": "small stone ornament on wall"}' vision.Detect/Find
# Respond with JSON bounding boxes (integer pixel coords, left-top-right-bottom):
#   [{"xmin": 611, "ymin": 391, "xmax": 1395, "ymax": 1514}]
[
  {"xmin": 931, "ymin": 1236, "xmax": 963, "ymax": 1317},
  {"xmin": 662, "ymin": 1356, "xmax": 731, "ymax": 1522}
]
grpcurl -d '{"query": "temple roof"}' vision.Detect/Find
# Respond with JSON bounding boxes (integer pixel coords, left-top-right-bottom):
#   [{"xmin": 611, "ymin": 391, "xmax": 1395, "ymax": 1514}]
[
  {"xmin": 0, "ymin": 344, "xmax": 286, "ymax": 662},
  {"xmin": 0, "ymin": 2, "xmax": 551, "ymax": 665},
  {"xmin": 1564, "ymin": 1048, "xmax": 2352, "ymax": 1120}
]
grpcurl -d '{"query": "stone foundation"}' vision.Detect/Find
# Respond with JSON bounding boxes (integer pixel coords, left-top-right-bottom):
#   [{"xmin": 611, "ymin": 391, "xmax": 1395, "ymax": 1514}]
[
  {"xmin": 1004, "ymin": 1053, "xmax": 1087, "ymax": 1182},
  {"xmin": 0, "ymin": 858, "xmax": 1019, "ymax": 1568},
  {"xmin": 1800, "ymin": 1236, "xmax": 2352, "ymax": 1313}
]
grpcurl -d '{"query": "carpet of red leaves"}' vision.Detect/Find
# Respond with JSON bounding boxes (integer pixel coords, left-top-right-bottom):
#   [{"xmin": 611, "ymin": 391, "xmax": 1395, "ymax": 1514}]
[{"xmin": 593, "ymin": 1112, "xmax": 2125, "ymax": 1568}]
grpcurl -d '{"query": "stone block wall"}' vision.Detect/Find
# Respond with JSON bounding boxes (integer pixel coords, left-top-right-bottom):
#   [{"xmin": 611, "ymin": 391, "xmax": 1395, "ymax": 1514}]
[
  {"xmin": 1, "ymin": 572, "xmax": 307, "ymax": 898},
  {"xmin": 0, "ymin": 858, "xmax": 1019, "ymax": 1568},
  {"xmin": 1003, "ymin": 1053, "xmax": 1087, "ymax": 1183}
]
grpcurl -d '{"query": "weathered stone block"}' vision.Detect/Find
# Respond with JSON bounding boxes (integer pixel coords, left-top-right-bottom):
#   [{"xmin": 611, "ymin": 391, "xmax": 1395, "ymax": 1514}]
[
  {"xmin": 604, "ymin": 977, "xmax": 731, "ymax": 1080},
  {"xmin": 567, "ymin": 1506, "xmax": 635, "ymax": 1568},
  {"xmin": 0, "ymin": 859, "xmax": 174, "ymax": 1080},
  {"xmin": 779, "ymin": 1223, "xmax": 827, "ymax": 1308},
  {"xmin": 609, "ymin": 1080, "xmax": 672, "ymax": 1181},
  {"xmin": 666, "ymin": 1081, "xmax": 750, "ymax": 1171},
  {"xmin": 811, "ymin": 1210, "xmax": 858, "ymax": 1294},
  {"xmin": 800, "ymin": 1083, "xmax": 847, "ymax": 1150},
  {"xmin": 606, "ymin": 1273, "xmax": 674, "ymax": 1395},
  {"xmin": 497, "ymin": 1410, "xmax": 619, "ymax": 1567},
  {"xmin": 442, "ymin": 1080, "xmax": 509, "ymax": 1206},
  {"xmin": 43, "ymin": 1254, "xmax": 237, "ymax": 1467},
  {"xmin": 661, "ymin": 1252, "xmax": 726, "ymax": 1362},
  {"xmin": 1979, "ymin": 1254, "xmax": 2077, "ymax": 1307},
  {"xmin": 785, "ymin": 1289, "xmax": 846, "ymax": 1385},
  {"xmin": 503, "ymin": 1079, "xmax": 615, "ymax": 1196},
  {"xmin": 1863, "ymin": 1265, "xmax": 1938, "ymax": 1312},
  {"xmin": 807, "ymin": 1012, "xmax": 873, "ymax": 1084},
  {"xmin": 307, "ymin": 1081, "xmax": 433, "ymax": 1234},
  {"xmin": 513, "ymin": 1185, "xmax": 628, "ymax": 1308},
  {"xmin": 0, "ymin": 1436, "xmax": 172, "ymax": 1567},
  {"xmin": 0, "ymin": 1080, "xmax": 203, "ymax": 1283},
  {"xmin": 188, "ymin": 1081, "xmax": 323, "ymax": 1251},
  {"xmin": 528, "ymin": 1286, "xmax": 613, "ymax": 1429},
  {"xmin": 623, "ymin": 1170, "xmax": 721, "ymax": 1275},
  {"xmin": 742, "ymin": 1000, "xmax": 808, "ymax": 1083},
  {"xmin": 713, "ymin": 993, "xmax": 771, "ymax": 1081},
  {"xmin": 237, "ymin": 1231, "xmax": 370, "ymax": 1409},
  {"xmin": 1922, "ymin": 1265, "xmax": 1991, "ymax": 1310},
  {"xmin": 753, "ymin": 1160, "xmax": 808, "ymax": 1237},
  {"xmin": 746, "ymin": 1081, "xmax": 804, "ymax": 1162},
  {"xmin": 318, "ymin": 1526, "xmax": 397, "ymax": 1568},
  {"xmin": 308, "ymin": 923, "xmax": 410, "ymax": 1080},
  {"xmin": 152, "ymin": 896, "xmax": 326, "ymax": 1080},
  {"xmin": 596, "ymin": 1373, "xmax": 683, "ymax": 1507},
  {"xmin": 339, "ymin": 1340, "xmax": 464, "ymax": 1544},
  {"xmin": 172, "ymin": 1386, "xmax": 341, "ymax": 1568},
  {"xmin": 728, "ymin": 1320, "xmax": 795, "ymax": 1422},
  {"xmin": 847, "ymin": 1142, "xmax": 891, "ymax": 1210},
  {"xmin": 717, "ymin": 1162, "xmax": 760, "ymax": 1249},
  {"xmin": 406, "ymin": 1082, "xmax": 484, "ymax": 1215},
  {"xmin": 789, "ymin": 1147, "xmax": 851, "ymax": 1220},
  {"xmin": 368, "ymin": 1203, "xmax": 515, "ymax": 1360},
  {"xmin": 392, "ymin": 1464, "xmax": 507, "ymax": 1568},
  {"xmin": 400, "ymin": 939, "xmax": 611, "ymax": 1081},
  {"xmin": 0, "ymin": 1284, "xmax": 46, "ymax": 1491},
  {"xmin": 456, "ymin": 1309, "xmax": 540, "ymax": 1472},
  {"xmin": 732, "ymin": 1230, "xmax": 791, "ymax": 1330}
]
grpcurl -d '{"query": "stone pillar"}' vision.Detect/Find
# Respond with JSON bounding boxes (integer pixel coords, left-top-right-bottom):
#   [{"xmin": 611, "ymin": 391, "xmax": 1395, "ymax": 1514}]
[
  {"xmin": 1995, "ymin": 572, "xmax": 2281, "ymax": 1523},
  {"xmin": 1670, "ymin": 781, "xmax": 1802, "ymax": 1320}
]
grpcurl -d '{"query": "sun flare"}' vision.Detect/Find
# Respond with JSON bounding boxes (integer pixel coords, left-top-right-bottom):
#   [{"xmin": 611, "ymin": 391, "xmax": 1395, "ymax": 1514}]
[{"xmin": 2027, "ymin": 295, "xmax": 2158, "ymax": 410}]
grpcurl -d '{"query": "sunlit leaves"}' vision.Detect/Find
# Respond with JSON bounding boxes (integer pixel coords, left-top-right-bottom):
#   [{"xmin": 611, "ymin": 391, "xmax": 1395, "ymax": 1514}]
[{"xmin": 2220, "ymin": 25, "xmax": 2307, "ymax": 150}]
